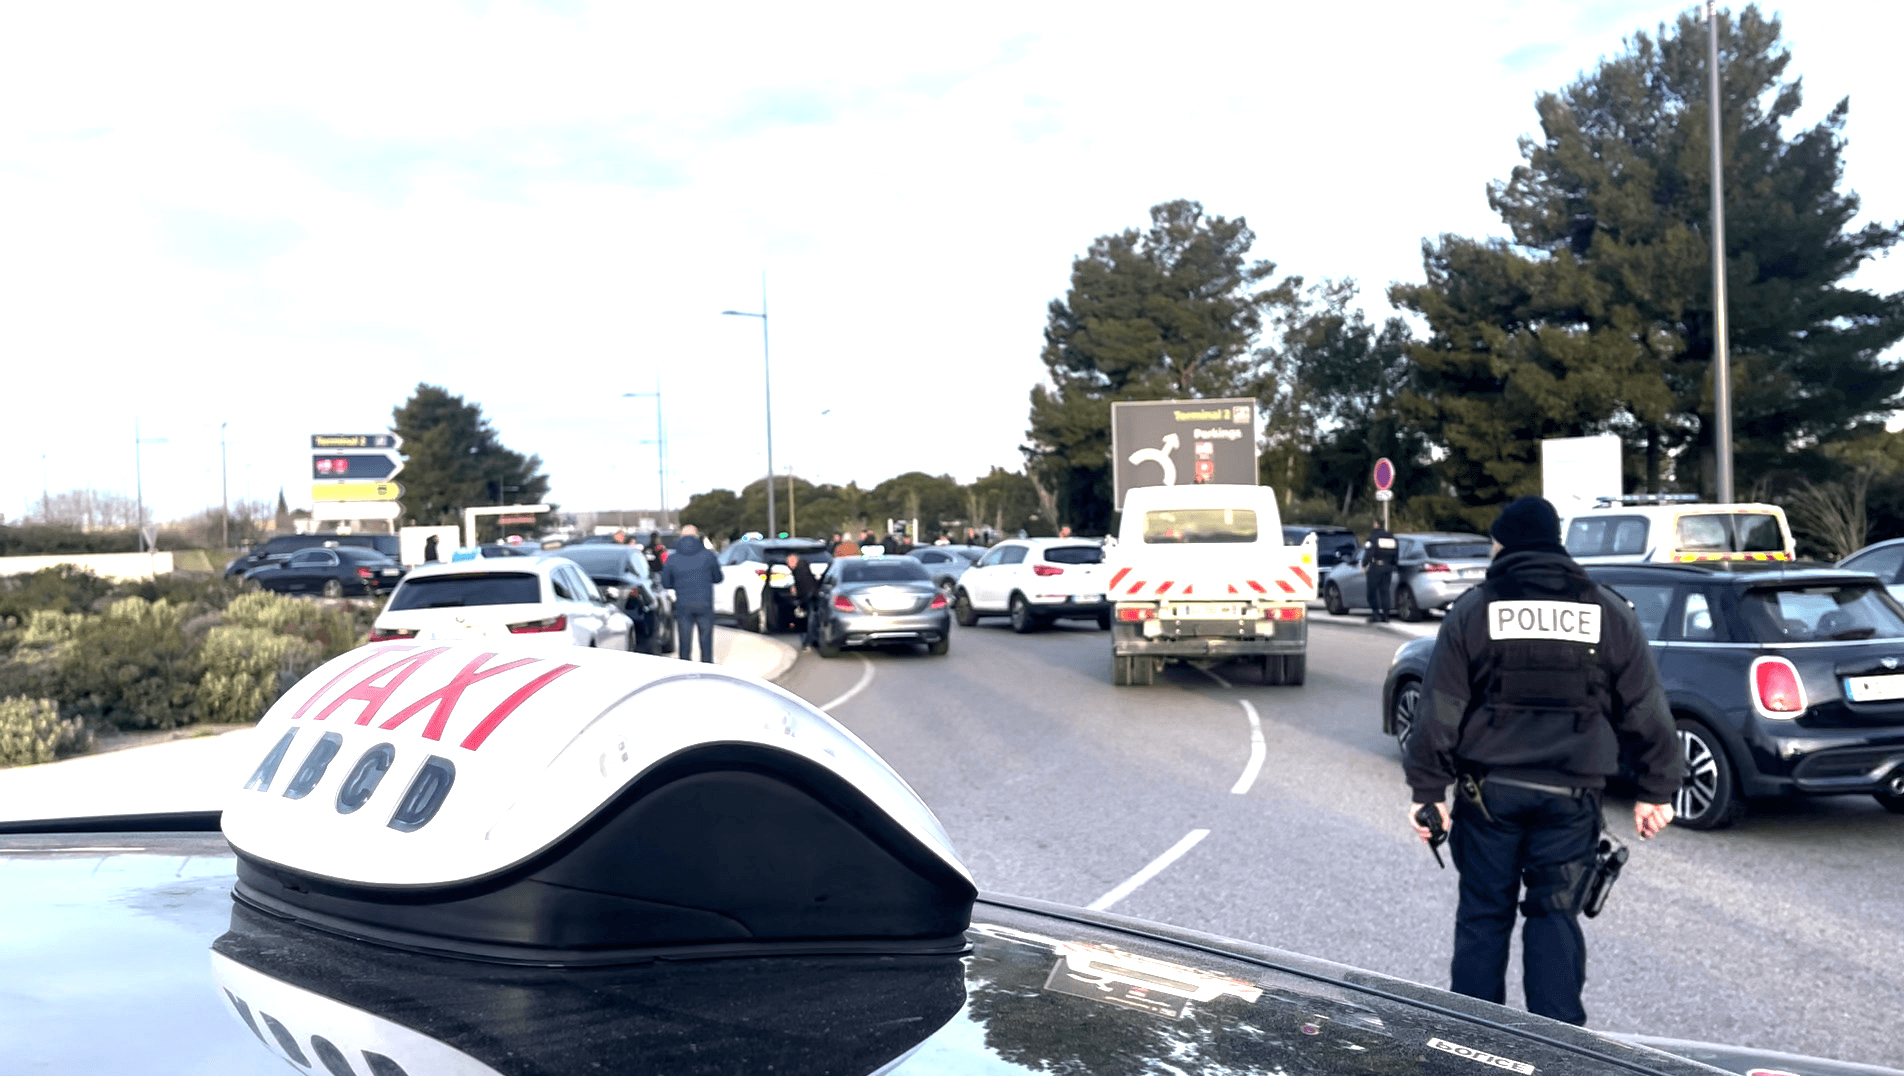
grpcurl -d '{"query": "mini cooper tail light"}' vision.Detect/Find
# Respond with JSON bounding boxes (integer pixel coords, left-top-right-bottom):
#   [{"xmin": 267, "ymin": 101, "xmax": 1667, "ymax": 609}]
[
  {"xmin": 1031, "ymin": 564, "xmax": 1064, "ymax": 576},
  {"xmin": 832, "ymin": 595, "xmax": 855, "ymax": 612},
  {"xmin": 507, "ymin": 614, "xmax": 568, "ymax": 635},
  {"xmin": 928, "ymin": 593, "xmax": 948, "ymax": 609},
  {"xmin": 367, "ymin": 627, "xmax": 418, "ymax": 642},
  {"xmin": 1751, "ymin": 656, "xmax": 1807, "ymax": 717}
]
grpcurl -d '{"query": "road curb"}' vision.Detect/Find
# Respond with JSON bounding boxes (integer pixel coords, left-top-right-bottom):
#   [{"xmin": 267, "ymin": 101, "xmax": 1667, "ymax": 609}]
[{"xmin": 710, "ymin": 626, "xmax": 800, "ymax": 683}]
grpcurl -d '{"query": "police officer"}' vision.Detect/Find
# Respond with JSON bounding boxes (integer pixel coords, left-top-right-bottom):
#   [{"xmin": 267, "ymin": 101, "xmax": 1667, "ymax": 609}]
[
  {"xmin": 1403, "ymin": 496, "xmax": 1681, "ymax": 1026},
  {"xmin": 1363, "ymin": 524, "xmax": 1399, "ymax": 622}
]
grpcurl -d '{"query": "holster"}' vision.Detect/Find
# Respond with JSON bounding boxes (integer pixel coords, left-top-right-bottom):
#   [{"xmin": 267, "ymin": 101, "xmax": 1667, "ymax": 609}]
[{"xmin": 1455, "ymin": 774, "xmax": 1493, "ymax": 823}]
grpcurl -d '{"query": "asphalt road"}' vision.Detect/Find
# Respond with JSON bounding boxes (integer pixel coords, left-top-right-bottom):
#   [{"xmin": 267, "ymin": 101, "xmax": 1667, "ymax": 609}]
[{"xmin": 778, "ymin": 614, "xmax": 1904, "ymax": 1069}]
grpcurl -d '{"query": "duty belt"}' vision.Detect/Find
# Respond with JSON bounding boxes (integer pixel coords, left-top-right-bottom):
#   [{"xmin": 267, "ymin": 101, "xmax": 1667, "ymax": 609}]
[{"xmin": 1485, "ymin": 775, "xmax": 1587, "ymax": 798}]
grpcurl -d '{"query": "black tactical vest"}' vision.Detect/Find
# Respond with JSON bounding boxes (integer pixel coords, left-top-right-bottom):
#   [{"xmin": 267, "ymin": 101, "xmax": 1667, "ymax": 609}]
[{"xmin": 1461, "ymin": 571, "xmax": 1617, "ymax": 775}]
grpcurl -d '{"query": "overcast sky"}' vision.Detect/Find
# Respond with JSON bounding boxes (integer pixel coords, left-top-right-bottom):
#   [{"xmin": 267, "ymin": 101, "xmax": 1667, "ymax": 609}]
[{"xmin": 5, "ymin": 1, "xmax": 1901, "ymax": 528}]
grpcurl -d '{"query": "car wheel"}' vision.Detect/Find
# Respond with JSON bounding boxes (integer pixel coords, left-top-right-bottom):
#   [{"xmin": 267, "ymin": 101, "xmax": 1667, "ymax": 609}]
[
  {"xmin": 1674, "ymin": 718, "xmax": 1744, "ymax": 830},
  {"xmin": 1009, "ymin": 594, "xmax": 1039, "ymax": 634},
  {"xmin": 733, "ymin": 591, "xmax": 753, "ymax": 632},
  {"xmin": 954, "ymin": 589, "xmax": 978, "ymax": 627},
  {"xmin": 1390, "ymin": 677, "xmax": 1421, "ymax": 757},
  {"xmin": 1260, "ymin": 654, "xmax": 1284, "ymax": 685},
  {"xmin": 815, "ymin": 631, "xmax": 841, "ymax": 659},
  {"xmin": 1396, "ymin": 585, "xmax": 1424, "ymax": 622},
  {"xmin": 1323, "ymin": 582, "xmax": 1347, "ymax": 616},
  {"xmin": 322, "ymin": 579, "xmax": 344, "ymax": 600},
  {"xmin": 1873, "ymin": 771, "xmax": 1904, "ymax": 814},
  {"xmin": 753, "ymin": 591, "xmax": 773, "ymax": 634},
  {"xmin": 1281, "ymin": 654, "xmax": 1306, "ymax": 686},
  {"xmin": 927, "ymin": 637, "xmax": 949, "ymax": 656},
  {"xmin": 1096, "ymin": 609, "xmax": 1112, "ymax": 631}
]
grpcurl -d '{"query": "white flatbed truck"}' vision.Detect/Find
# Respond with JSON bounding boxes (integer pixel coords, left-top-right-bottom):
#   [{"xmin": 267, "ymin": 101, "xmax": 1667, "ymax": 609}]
[{"xmin": 1105, "ymin": 484, "xmax": 1318, "ymax": 686}]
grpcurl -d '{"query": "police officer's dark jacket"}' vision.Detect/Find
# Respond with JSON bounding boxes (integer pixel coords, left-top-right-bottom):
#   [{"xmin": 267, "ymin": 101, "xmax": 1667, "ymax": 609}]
[{"xmin": 1403, "ymin": 548, "xmax": 1681, "ymax": 806}]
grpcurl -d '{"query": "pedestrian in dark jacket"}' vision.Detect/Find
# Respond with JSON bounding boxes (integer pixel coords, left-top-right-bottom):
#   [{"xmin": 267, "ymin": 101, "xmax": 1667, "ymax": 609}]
[
  {"xmin": 788, "ymin": 552, "xmax": 820, "ymax": 649},
  {"xmin": 659, "ymin": 526, "xmax": 722, "ymax": 662},
  {"xmin": 1404, "ymin": 496, "xmax": 1680, "ymax": 1026}
]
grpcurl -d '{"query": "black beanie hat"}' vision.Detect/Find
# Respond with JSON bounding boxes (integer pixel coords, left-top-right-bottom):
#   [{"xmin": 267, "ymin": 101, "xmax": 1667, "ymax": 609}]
[{"xmin": 1490, "ymin": 497, "xmax": 1562, "ymax": 552}]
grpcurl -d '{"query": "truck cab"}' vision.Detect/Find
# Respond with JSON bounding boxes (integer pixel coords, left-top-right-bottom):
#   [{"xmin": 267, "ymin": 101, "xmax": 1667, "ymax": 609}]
[{"xmin": 1104, "ymin": 484, "xmax": 1316, "ymax": 686}]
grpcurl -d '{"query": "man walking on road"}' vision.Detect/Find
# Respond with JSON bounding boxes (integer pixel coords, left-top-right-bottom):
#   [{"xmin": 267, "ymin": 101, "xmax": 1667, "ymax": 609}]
[
  {"xmin": 1363, "ymin": 525, "xmax": 1398, "ymax": 622},
  {"xmin": 1404, "ymin": 496, "xmax": 1681, "ymax": 1026},
  {"xmin": 660, "ymin": 525, "xmax": 722, "ymax": 663}
]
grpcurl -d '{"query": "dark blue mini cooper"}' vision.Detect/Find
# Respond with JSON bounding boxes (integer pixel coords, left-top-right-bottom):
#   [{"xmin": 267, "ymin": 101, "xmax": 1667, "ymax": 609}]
[{"xmin": 1383, "ymin": 563, "xmax": 1904, "ymax": 829}]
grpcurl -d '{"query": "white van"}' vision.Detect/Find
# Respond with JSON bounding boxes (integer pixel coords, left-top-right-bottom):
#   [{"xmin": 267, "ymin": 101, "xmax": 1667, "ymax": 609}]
[{"xmin": 1559, "ymin": 500, "xmax": 1795, "ymax": 564}]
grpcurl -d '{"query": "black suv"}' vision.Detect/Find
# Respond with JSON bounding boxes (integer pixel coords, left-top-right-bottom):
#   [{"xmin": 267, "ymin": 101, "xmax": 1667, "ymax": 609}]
[
  {"xmin": 1381, "ymin": 562, "xmax": 1904, "ymax": 829},
  {"xmin": 223, "ymin": 533, "xmax": 401, "ymax": 578},
  {"xmin": 1283, "ymin": 524, "xmax": 1359, "ymax": 569}
]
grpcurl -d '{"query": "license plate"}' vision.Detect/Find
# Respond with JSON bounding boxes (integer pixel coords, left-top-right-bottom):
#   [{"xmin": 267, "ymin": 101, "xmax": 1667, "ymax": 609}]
[
  {"xmin": 869, "ymin": 595, "xmax": 916, "ymax": 612},
  {"xmin": 381, "ymin": 569, "xmax": 399, "ymax": 576},
  {"xmin": 1845, "ymin": 674, "xmax": 1904, "ymax": 702},
  {"xmin": 1461, "ymin": 568, "xmax": 1486, "ymax": 578},
  {"xmin": 1172, "ymin": 603, "xmax": 1243, "ymax": 618},
  {"xmin": 1075, "ymin": 593, "xmax": 1101, "ymax": 604}
]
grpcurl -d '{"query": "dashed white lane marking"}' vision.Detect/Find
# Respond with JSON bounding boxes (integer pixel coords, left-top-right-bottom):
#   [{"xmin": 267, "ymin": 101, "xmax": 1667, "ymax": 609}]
[
  {"xmin": 818, "ymin": 654, "xmax": 876, "ymax": 712},
  {"xmin": 1230, "ymin": 700, "xmax": 1265, "ymax": 795},
  {"xmin": 1087, "ymin": 829, "xmax": 1211, "ymax": 912},
  {"xmin": 1198, "ymin": 668, "xmax": 1265, "ymax": 795}
]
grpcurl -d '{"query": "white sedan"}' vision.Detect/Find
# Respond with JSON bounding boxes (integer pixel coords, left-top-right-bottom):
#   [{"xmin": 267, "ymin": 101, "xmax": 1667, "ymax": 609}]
[{"xmin": 370, "ymin": 556, "xmax": 635, "ymax": 650}]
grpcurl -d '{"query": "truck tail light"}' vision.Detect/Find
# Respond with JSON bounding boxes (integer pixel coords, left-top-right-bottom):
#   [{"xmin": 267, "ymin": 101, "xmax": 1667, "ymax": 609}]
[
  {"xmin": 929, "ymin": 593, "xmax": 948, "ymax": 609},
  {"xmin": 368, "ymin": 627, "xmax": 417, "ymax": 641},
  {"xmin": 832, "ymin": 595, "xmax": 855, "ymax": 612},
  {"xmin": 1264, "ymin": 606, "xmax": 1305, "ymax": 621},
  {"xmin": 507, "ymin": 614, "xmax": 568, "ymax": 635},
  {"xmin": 1115, "ymin": 606, "xmax": 1156, "ymax": 622},
  {"xmin": 1751, "ymin": 656, "xmax": 1806, "ymax": 717},
  {"xmin": 1032, "ymin": 564, "xmax": 1064, "ymax": 576}
]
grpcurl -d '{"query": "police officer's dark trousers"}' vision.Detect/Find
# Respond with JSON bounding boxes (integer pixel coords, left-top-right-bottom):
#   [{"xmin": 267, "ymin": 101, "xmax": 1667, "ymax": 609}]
[
  {"xmin": 1448, "ymin": 781, "xmax": 1600, "ymax": 1025},
  {"xmin": 674, "ymin": 601, "xmax": 716, "ymax": 663},
  {"xmin": 1367, "ymin": 567, "xmax": 1394, "ymax": 620}
]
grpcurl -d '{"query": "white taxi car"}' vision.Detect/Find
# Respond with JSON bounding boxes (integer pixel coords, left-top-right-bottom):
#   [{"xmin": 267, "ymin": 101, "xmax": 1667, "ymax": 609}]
[
  {"xmin": 369, "ymin": 556, "xmax": 635, "ymax": 650},
  {"xmin": 952, "ymin": 537, "xmax": 1111, "ymax": 632}
]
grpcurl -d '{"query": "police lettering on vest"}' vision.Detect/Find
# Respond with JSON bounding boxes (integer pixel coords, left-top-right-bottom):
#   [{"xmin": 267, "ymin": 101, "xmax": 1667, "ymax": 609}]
[{"xmin": 1487, "ymin": 600, "xmax": 1601, "ymax": 644}]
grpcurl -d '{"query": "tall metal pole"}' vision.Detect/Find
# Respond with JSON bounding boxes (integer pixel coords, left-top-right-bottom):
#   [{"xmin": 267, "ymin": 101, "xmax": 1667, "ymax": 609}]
[
  {"xmin": 761, "ymin": 275, "xmax": 775, "ymax": 537},
  {"xmin": 721, "ymin": 275, "xmax": 776, "ymax": 537},
  {"xmin": 220, "ymin": 422, "xmax": 230, "ymax": 549},
  {"xmin": 134, "ymin": 422, "xmax": 145, "ymax": 550},
  {"xmin": 1708, "ymin": 0, "xmax": 1734, "ymax": 504},
  {"xmin": 654, "ymin": 378, "xmax": 667, "ymax": 530}
]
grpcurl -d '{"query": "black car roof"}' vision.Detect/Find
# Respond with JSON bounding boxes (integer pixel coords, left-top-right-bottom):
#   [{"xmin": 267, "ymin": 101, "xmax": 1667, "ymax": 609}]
[{"xmin": 1585, "ymin": 562, "xmax": 1871, "ymax": 585}]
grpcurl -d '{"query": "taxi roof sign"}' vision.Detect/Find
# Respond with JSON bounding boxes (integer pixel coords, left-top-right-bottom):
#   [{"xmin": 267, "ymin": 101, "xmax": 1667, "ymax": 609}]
[{"xmin": 223, "ymin": 643, "xmax": 975, "ymax": 963}]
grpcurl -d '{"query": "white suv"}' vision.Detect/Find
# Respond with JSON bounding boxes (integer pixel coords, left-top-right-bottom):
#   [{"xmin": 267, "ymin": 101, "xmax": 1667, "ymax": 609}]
[{"xmin": 952, "ymin": 538, "xmax": 1111, "ymax": 632}]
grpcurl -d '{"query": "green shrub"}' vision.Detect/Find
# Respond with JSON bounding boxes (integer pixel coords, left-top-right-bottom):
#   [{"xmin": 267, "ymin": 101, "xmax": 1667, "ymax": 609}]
[
  {"xmin": 195, "ymin": 624, "xmax": 322, "ymax": 726},
  {"xmin": 222, "ymin": 590, "xmax": 367, "ymax": 660},
  {"xmin": 0, "ymin": 696, "xmax": 89, "ymax": 767},
  {"xmin": 0, "ymin": 566, "xmax": 116, "ymax": 629},
  {"xmin": 49, "ymin": 597, "xmax": 198, "ymax": 731}
]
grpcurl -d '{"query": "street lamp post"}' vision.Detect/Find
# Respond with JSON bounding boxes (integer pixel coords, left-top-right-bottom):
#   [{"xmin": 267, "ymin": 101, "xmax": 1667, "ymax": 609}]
[
  {"xmin": 722, "ymin": 276, "xmax": 775, "ymax": 537},
  {"xmin": 220, "ymin": 422, "xmax": 230, "ymax": 549},
  {"xmin": 622, "ymin": 386, "xmax": 667, "ymax": 531},
  {"xmin": 134, "ymin": 422, "xmax": 168, "ymax": 552},
  {"xmin": 1708, "ymin": 0, "xmax": 1734, "ymax": 504}
]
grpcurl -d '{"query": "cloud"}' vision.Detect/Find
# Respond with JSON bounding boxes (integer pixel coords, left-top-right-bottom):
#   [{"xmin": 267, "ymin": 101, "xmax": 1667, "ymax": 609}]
[{"xmin": 164, "ymin": 209, "xmax": 304, "ymax": 269}]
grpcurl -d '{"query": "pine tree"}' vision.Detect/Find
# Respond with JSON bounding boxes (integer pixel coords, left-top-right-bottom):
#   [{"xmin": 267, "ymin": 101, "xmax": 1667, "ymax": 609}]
[{"xmin": 1394, "ymin": 5, "xmax": 1904, "ymax": 515}]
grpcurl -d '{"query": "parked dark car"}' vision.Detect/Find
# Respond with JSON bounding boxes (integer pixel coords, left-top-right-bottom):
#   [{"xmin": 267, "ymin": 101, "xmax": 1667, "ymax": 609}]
[
  {"xmin": 223, "ymin": 532, "xmax": 396, "ymax": 577},
  {"xmin": 549, "ymin": 542, "xmax": 676, "ymax": 654},
  {"xmin": 1381, "ymin": 562, "xmax": 1904, "ymax": 829},
  {"xmin": 812, "ymin": 555, "xmax": 951, "ymax": 657},
  {"xmin": 906, "ymin": 544, "xmax": 987, "ymax": 590},
  {"xmin": 242, "ymin": 546, "xmax": 405, "ymax": 598},
  {"xmin": 1282, "ymin": 524, "xmax": 1359, "ymax": 569},
  {"xmin": 1837, "ymin": 537, "xmax": 1904, "ymax": 603},
  {"xmin": 1323, "ymin": 533, "xmax": 1494, "ymax": 621}
]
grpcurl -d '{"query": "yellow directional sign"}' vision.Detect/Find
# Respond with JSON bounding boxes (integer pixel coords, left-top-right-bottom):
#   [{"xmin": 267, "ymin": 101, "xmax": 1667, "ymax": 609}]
[{"xmin": 311, "ymin": 482, "xmax": 404, "ymax": 502}]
